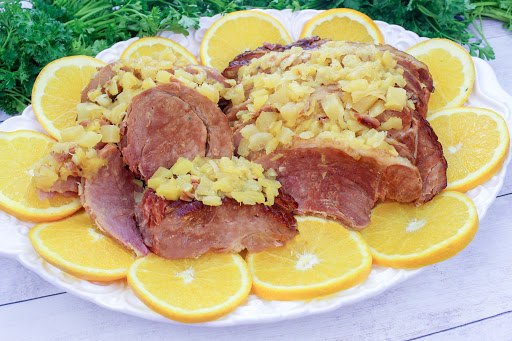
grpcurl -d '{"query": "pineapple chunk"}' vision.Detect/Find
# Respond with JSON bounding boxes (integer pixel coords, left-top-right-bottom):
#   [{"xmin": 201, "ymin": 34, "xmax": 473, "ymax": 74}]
[
  {"xmin": 61, "ymin": 125, "xmax": 86, "ymax": 143},
  {"xmin": 385, "ymin": 87, "xmax": 407, "ymax": 111},
  {"xmin": 100, "ymin": 125, "xmax": 121, "ymax": 143},
  {"xmin": 77, "ymin": 131, "xmax": 103, "ymax": 148},
  {"xmin": 170, "ymin": 158, "xmax": 193, "ymax": 176}
]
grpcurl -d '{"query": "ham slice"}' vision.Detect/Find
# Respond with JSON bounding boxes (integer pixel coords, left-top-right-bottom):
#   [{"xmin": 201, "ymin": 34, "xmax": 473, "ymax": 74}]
[
  {"xmin": 136, "ymin": 189, "xmax": 298, "ymax": 259},
  {"xmin": 121, "ymin": 80, "xmax": 233, "ymax": 179},
  {"xmin": 254, "ymin": 138, "xmax": 422, "ymax": 230},
  {"xmin": 223, "ymin": 37, "xmax": 447, "ymax": 230},
  {"xmin": 81, "ymin": 144, "xmax": 148, "ymax": 256}
]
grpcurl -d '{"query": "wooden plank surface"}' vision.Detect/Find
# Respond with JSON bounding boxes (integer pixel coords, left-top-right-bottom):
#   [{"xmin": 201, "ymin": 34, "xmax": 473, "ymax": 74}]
[{"xmin": 1, "ymin": 18, "xmax": 511, "ymax": 341}]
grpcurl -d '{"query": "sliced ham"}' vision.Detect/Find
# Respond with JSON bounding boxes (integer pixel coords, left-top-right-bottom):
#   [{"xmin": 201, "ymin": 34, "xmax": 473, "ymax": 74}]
[
  {"xmin": 121, "ymin": 80, "xmax": 233, "ymax": 179},
  {"xmin": 136, "ymin": 189, "xmax": 298, "ymax": 259},
  {"xmin": 254, "ymin": 138, "xmax": 422, "ymax": 230},
  {"xmin": 36, "ymin": 176, "xmax": 80, "ymax": 201},
  {"xmin": 224, "ymin": 37, "xmax": 447, "ymax": 230},
  {"xmin": 81, "ymin": 143, "xmax": 148, "ymax": 256}
]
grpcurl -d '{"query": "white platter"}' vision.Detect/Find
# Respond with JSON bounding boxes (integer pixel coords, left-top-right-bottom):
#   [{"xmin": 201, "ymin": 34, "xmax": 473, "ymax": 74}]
[{"xmin": 0, "ymin": 9, "xmax": 511, "ymax": 326}]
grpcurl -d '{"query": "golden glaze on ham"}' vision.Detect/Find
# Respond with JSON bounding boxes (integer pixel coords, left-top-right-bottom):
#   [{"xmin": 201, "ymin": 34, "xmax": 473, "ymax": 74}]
[
  {"xmin": 81, "ymin": 144, "xmax": 148, "ymax": 256},
  {"xmin": 136, "ymin": 189, "xmax": 298, "ymax": 259},
  {"xmin": 121, "ymin": 80, "xmax": 233, "ymax": 180}
]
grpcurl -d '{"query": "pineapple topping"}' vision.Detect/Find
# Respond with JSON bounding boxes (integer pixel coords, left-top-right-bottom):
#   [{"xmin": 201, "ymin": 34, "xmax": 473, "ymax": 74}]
[
  {"xmin": 35, "ymin": 52, "xmax": 235, "ymax": 192},
  {"xmin": 226, "ymin": 41, "xmax": 413, "ymax": 157},
  {"xmin": 148, "ymin": 156, "xmax": 281, "ymax": 206}
]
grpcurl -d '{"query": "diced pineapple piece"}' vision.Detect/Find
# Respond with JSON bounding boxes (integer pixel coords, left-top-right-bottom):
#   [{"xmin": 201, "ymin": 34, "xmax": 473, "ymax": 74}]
[
  {"xmin": 100, "ymin": 125, "xmax": 121, "ymax": 143},
  {"xmin": 156, "ymin": 179, "xmax": 182, "ymax": 201},
  {"xmin": 61, "ymin": 125, "xmax": 86, "ymax": 143},
  {"xmin": 95, "ymin": 94, "xmax": 112, "ymax": 107},
  {"xmin": 240, "ymin": 124, "xmax": 260, "ymax": 139},
  {"xmin": 231, "ymin": 191, "xmax": 265, "ymax": 205},
  {"xmin": 369, "ymin": 100, "xmax": 386, "ymax": 117},
  {"xmin": 380, "ymin": 117, "xmax": 403, "ymax": 131},
  {"xmin": 352, "ymin": 95, "xmax": 379, "ymax": 114},
  {"xmin": 279, "ymin": 102, "xmax": 300, "ymax": 126},
  {"xmin": 141, "ymin": 77, "xmax": 156, "ymax": 90},
  {"xmin": 155, "ymin": 70, "xmax": 173, "ymax": 83},
  {"xmin": 385, "ymin": 87, "xmax": 407, "ymax": 111},
  {"xmin": 342, "ymin": 79, "xmax": 368, "ymax": 92},
  {"xmin": 202, "ymin": 196, "xmax": 222, "ymax": 206},
  {"xmin": 171, "ymin": 158, "xmax": 193, "ymax": 176},
  {"xmin": 197, "ymin": 83, "xmax": 219, "ymax": 103},
  {"xmin": 120, "ymin": 72, "xmax": 141, "ymax": 89},
  {"xmin": 248, "ymin": 132, "xmax": 273, "ymax": 151},
  {"xmin": 87, "ymin": 87, "xmax": 102, "ymax": 102},
  {"xmin": 250, "ymin": 89, "xmax": 269, "ymax": 110},
  {"xmin": 77, "ymin": 131, "xmax": 103, "ymax": 148},
  {"xmin": 34, "ymin": 165, "xmax": 59, "ymax": 189},
  {"xmin": 321, "ymin": 93, "xmax": 344, "ymax": 120},
  {"xmin": 382, "ymin": 50, "xmax": 397, "ymax": 68},
  {"xmin": 256, "ymin": 111, "xmax": 278, "ymax": 131}
]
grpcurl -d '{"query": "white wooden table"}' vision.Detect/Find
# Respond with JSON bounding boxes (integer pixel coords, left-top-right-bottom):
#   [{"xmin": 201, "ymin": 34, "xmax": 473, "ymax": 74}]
[{"xmin": 1, "ymin": 19, "xmax": 511, "ymax": 341}]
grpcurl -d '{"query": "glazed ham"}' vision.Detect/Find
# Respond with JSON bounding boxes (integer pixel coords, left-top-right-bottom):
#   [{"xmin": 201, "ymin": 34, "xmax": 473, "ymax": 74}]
[
  {"xmin": 121, "ymin": 80, "xmax": 233, "ymax": 179},
  {"xmin": 81, "ymin": 144, "xmax": 148, "ymax": 256},
  {"xmin": 136, "ymin": 189, "xmax": 298, "ymax": 259},
  {"xmin": 224, "ymin": 37, "xmax": 447, "ymax": 230}
]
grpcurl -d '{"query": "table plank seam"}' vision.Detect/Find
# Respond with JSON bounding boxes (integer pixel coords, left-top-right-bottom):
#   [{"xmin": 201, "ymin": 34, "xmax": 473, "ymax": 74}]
[
  {"xmin": 407, "ymin": 309, "xmax": 512, "ymax": 340},
  {"xmin": 0, "ymin": 292, "xmax": 66, "ymax": 308},
  {"xmin": 497, "ymin": 192, "xmax": 512, "ymax": 198}
]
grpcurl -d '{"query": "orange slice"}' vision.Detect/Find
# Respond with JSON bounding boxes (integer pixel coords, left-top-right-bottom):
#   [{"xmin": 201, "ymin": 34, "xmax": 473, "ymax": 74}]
[
  {"xmin": 128, "ymin": 253, "xmax": 251, "ymax": 323},
  {"xmin": 361, "ymin": 191, "xmax": 479, "ymax": 268},
  {"xmin": 29, "ymin": 210, "xmax": 135, "ymax": 281},
  {"xmin": 428, "ymin": 107, "xmax": 510, "ymax": 192},
  {"xmin": 200, "ymin": 10, "xmax": 292, "ymax": 72},
  {"xmin": 406, "ymin": 38, "xmax": 475, "ymax": 113},
  {"xmin": 120, "ymin": 37, "xmax": 198, "ymax": 65},
  {"xmin": 0, "ymin": 130, "xmax": 81, "ymax": 222},
  {"xmin": 247, "ymin": 216, "xmax": 372, "ymax": 301},
  {"xmin": 300, "ymin": 8, "xmax": 385, "ymax": 44},
  {"xmin": 31, "ymin": 56, "xmax": 106, "ymax": 140}
]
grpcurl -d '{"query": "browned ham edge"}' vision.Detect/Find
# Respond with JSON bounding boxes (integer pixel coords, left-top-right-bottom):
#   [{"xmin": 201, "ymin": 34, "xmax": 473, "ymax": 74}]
[
  {"xmin": 136, "ymin": 189, "xmax": 298, "ymax": 259},
  {"xmin": 81, "ymin": 143, "xmax": 148, "ymax": 256},
  {"xmin": 121, "ymin": 80, "xmax": 233, "ymax": 180}
]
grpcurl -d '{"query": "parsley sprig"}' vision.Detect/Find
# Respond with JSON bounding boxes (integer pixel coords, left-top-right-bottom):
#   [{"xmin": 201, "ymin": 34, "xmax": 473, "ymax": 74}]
[{"xmin": 1, "ymin": 0, "xmax": 511, "ymax": 115}]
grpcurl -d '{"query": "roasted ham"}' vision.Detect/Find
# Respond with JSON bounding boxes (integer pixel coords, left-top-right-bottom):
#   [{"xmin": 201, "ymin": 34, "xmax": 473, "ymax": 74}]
[
  {"xmin": 120, "ymin": 80, "xmax": 233, "ymax": 180},
  {"xmin": 223, "ymin": 37, "xmax": 447, "ymax": 230},
  {"xmin": 136, "ymin": 189, "xmax": 298, "ymax": 259},
  {"xmin": 81, "ymin": 143, "xmax": 148, "ymax": 256}
]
